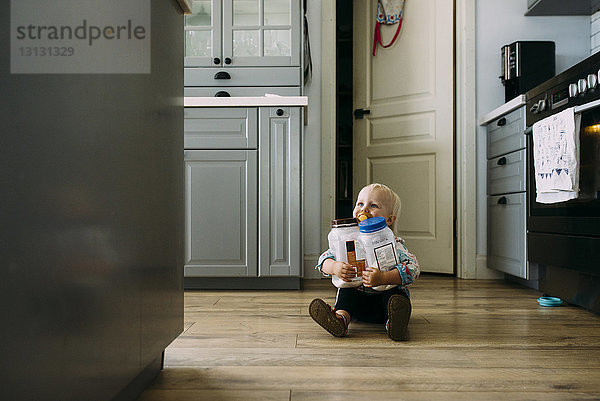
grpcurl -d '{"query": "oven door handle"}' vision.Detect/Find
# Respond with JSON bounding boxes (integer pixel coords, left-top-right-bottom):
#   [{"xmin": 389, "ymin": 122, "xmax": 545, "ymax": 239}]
[
  {"xmin": 574, "ymin": 98, "xmax": 600, "ymax": 114},
  {"xmin": 525, "ymin": 99, "xmax": 600, "ymax": 134}
]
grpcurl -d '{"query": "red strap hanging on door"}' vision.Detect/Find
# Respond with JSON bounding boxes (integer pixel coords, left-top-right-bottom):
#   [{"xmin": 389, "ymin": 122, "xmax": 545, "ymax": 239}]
[
  {"xmin": 372, "ymin": 19, "xmax": 403, "ymax": 56},
  {"xmin": 372, "ymin": 0, "xmax": 405, "ymax": 56}
]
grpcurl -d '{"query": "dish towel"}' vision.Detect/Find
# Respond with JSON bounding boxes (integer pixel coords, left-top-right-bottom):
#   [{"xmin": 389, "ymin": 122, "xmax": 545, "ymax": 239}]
[{"xmin": 532, "ymin": 107, "xmax": 581, "ymax": 204}]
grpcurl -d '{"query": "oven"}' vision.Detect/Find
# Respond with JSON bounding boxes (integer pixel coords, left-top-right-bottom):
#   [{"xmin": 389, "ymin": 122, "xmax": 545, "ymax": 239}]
[{"xmin": 525, "ymin": 52, "xmax": 600, "ymax": 313}]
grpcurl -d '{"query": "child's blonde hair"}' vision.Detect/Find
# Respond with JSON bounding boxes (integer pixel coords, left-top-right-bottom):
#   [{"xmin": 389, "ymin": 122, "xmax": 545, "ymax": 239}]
[{"xmin": 363, "ymin": 183, "xmax": 402, "ymax": 235}]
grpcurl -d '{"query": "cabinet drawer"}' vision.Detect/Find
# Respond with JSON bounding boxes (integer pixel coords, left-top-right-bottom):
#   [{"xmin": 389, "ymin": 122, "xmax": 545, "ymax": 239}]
[
  {"xmin": 185, "ymin": 67, "xmax": 301, "ymax": 87},
  {"xmin": 487, "ymin": 106, "xmax": 525, "ymax": 158},
  {"xmin": 185, "ymin": 86, "xmax": 301, "ymax": 98},
  {"xmin": 487, "ymin": 193, "xmax": 527, "ymax": 278},
  {"xmin": 487, "ymin": 149, "xmax": 526, "ymax": 195},
  {"xmin": 184, "ymin": 107, "xmax": 257, "ymax": 149}
]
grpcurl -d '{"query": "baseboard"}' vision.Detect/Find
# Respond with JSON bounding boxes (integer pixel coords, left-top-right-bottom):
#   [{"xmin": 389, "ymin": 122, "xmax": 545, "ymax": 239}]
[
  {"xmin": 476, "ymin": 255, "xmax": 504, "ymax": 279},
  {"xmin": 303, "ymin": 254, "xmax": 323, "ymax": 279},
  {"xmin": 184, "ymin": 276, "xmax": 301, "ymax": 290}
]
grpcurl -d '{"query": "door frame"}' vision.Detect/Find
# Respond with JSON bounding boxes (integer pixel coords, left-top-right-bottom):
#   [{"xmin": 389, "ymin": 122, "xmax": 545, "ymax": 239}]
[{"xmin": 320, "ymin": 0, "xmax": 477, "ymax": 278}]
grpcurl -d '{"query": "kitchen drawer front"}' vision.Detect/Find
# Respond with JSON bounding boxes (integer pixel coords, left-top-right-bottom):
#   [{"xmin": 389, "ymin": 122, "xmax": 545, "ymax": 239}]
[
  {"xmin": 487, "ymin": 149, "xmax": 526, "ymax": 195},
  {"xmin": 184, "ymin": 107, "xmax": 258, "ymax": 149},
  {"xmin": 487, "ymin": 192, "xmax": 527, "ymax": 279},
  {"xmin": 184, "ymin": 67, "xmax": 301, "ymax": 87},
  {"xmin": 487, "ymin": 106, "xmax": 526, "ymax": 158},
  {"xmin": 185, "ymin": 86, "xmax": 301, "ymax": 98}
]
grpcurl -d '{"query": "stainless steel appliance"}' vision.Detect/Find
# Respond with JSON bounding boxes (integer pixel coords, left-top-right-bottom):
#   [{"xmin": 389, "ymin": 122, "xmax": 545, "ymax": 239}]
[
  {"xmin": 526, "ymin": 51, "xmax": 600, "ymax": 313},
  {"xmin": 501, "ymin": 41, "xmax": 555, "ymax": 102},
  {"xmin": 1, "ymin": 1, "xmax": 184, "ymax": 400}
]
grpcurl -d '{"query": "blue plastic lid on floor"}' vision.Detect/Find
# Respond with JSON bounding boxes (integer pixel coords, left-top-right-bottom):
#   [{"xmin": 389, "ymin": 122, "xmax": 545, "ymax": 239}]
[{"xmin": 537, "ymin": 296, "xmax": 563, "ymax": 307}]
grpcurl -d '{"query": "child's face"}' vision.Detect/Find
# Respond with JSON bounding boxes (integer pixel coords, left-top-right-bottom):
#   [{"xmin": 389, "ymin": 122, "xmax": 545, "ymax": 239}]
[{"xmin": 353, "ymin": 187, "xmax": 396, "ymax": 227}]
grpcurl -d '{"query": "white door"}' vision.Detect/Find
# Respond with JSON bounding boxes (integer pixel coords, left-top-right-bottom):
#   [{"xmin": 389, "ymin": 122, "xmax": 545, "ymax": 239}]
[{"xmin": 353, "ymin": 0, "xmax": 454, "ymax": 274}]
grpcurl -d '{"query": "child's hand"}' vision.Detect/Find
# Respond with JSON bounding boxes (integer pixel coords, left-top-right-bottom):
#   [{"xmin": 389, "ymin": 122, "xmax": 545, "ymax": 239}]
[
  {"xmin": 362, "ymin": 267, "xmax": 383, "ymax": 287},
  {"xmin": 332, "ymin": 261, "xmax": 357, "ymax": 282}
]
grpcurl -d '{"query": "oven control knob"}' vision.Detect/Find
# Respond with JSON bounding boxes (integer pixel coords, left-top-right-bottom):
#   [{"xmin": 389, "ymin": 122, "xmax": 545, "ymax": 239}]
[
  {"xmin": 588, "ymin": 73, "xmax": 598, "ymax": 90},
  {"xmin": 578, "ymin": 78, "xmax": 588, "ymax": 94},
  {"xmin": 537, "ymin": 99, "xmax": 546, "ymax": 112},
  {"xmin": 569, "ymin": 83, "xmax": 579, "ymax": 97}
]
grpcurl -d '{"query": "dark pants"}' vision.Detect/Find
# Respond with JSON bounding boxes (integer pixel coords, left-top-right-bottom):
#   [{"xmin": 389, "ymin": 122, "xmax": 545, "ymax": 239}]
[{"xmin": 334, "ymin": 286, "xmax": 410, "ymax": 324}]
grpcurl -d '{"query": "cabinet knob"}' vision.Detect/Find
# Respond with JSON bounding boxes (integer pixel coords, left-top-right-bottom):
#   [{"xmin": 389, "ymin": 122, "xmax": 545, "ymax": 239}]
[
  {"xmin": 224, "ymin": 57, "xmax": 232, "ymax": 65},
  {"xmin": 215, "ymin": 91, "xmax": 231, "ymax": 97},
  {"xmin": 497, "ymin": 157, "xmax": 507, "ymax": 166},
  {"xmin": 214, "ymin": 71, "xmax": 231, "ymax": 80},
  {"xmin": 497, "ymin": 196, "xmax": 507, "ymax": 205},
  {"xmin": 276, "ymin": 108, "xmax": 284, "ymax": 116},
  {"xmin": 213, "ymin": 57, "xmax": 221, "ymax": 65},
  {"xmin": 497, "ymin": 117, "xmax": 506, "ymax": 127}
]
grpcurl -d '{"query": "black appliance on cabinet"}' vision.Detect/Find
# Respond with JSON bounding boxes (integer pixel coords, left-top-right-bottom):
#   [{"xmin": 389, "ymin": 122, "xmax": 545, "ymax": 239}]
[
  {"xmin": 500, "ymin": 41, "xmax": 556, "ymax": 103},
  {"xmin": 1, "ymin": 1, "xmax": 184, "ymax": 400},
  {"xmin": 526, "ymin": 51, "xmax": 600, "ymax": 314}
]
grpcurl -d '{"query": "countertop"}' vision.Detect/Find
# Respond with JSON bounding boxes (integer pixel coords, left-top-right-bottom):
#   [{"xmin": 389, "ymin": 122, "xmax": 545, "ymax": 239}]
[
  {"xmin": 478, "ymin": 95, "xmax": 527, "ymax": 126},
  {"xmin": 184, "ymin": 95, "xmax": 309, "ymax": 107}
]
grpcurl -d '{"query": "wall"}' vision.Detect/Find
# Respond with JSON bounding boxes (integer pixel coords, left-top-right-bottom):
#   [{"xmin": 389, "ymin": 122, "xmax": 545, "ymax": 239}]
[
  {"xmin": 475, "ymin": 0, "xmax": 590, "ymax": 274},
  {"xmin": 593, "ymin": 11, "xmax": 600, "ymax": 53},
  {"xmin": 303, "ymin": 0, "xmax": 323, "ymax": 276}
]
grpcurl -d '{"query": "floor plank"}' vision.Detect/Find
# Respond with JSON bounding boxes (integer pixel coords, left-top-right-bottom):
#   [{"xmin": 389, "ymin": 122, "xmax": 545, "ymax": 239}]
[{"xmin": 136, "ymin": 275, "xmax": 600, "ymax": 400}]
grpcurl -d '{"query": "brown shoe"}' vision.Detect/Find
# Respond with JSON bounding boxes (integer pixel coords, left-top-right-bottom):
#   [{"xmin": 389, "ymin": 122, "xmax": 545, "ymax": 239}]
[
  {"xmin": 309, "ymin": 298, "xmax": 348, "ymax": 337},
  {"xmin": 386, "ymin": 294, "xmax": 411, "ymax": 341}
]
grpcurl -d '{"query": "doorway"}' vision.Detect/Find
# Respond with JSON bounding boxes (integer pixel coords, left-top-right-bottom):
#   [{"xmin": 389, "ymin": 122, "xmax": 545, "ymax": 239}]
[
  {"xmin": 335, "ymin": 0, "xmax": 354, "ymax": 219},
  {"xmin": 321, "ymin": 0, "xmax": 479, "ymax": 278}
]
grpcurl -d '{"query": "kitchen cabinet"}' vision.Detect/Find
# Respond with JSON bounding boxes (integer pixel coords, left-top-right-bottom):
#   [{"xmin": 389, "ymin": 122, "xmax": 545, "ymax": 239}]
[
  {"xmin": 184, "ymin": 105, "xmax": 302, "ymax": 284},
  {"xmin": 258, "ymin": 107, "xmax": 301, "ymax": 277},
  {"xmin": 183, "ymin": 0, "xmax": 304, "ymax": 288},
  {"xmin": 481, "ymin": 98, "xmax": 536, "ymax": 280},
  {"xmin": 184, "ymin": 0, "xmax": 301, "ymax": 69},
  {"xmin": 185, "ymin": 148, "xmax": 258, "ymax": 277}
]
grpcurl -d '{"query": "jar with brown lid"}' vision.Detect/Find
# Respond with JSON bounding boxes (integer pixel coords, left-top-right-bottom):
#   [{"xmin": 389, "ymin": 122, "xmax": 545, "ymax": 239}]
[{"xmin": 328, "ymin": 218, "xmax": 366, "ymax": 288}]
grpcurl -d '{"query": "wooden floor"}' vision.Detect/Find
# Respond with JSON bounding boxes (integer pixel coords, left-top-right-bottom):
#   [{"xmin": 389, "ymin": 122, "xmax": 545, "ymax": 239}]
[{"xmin": 137, "ymin": 275, "xmax": 600, "ymax": 400}]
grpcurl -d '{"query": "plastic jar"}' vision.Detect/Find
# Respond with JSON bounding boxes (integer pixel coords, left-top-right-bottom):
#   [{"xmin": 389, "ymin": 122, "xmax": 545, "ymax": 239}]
[
  {"xmin": 327, "ymin": 218, "xmax": 366, "ymax": 288},
  {"xmin": 358, "ymin": 216, "xmax": 398, "ymax": 291}
]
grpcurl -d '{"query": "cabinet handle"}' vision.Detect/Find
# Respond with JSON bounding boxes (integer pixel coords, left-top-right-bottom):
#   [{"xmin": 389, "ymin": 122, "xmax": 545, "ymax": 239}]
[
  {"xmin": 497, "ymin": 157, "xmax": 507, "ymax": 166},
  {"xmin": 214, "ymin": 71, "xmax": 231, "ymax": 80},
  {"xmin": 276, "ymin": 108, "xmax": 284, "ymax": 116},
  {"xmin": 213, "ymin": 57, "xmax": 221, "ymax": 65},
  {"xmin": 497, "ymin": 117, "xmax": 507, "ymax": 126},
  {"xmin": 497, "ymin": 196, "xmax": 507, "ymax": 205},
  {"xmin": 224, "ymin": 57, "xmax": 232, "ymax": 65},
  {"xmin": 215, "ymin": 91, "xmax": 231, "ymax": 97}
]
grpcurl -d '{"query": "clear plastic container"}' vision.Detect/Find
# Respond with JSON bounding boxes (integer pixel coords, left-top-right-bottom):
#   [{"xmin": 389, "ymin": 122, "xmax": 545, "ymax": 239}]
[
  {"xmin": 358, "ymin": 216, "xmax": 398, "ymax": 291},
  {"xmin": 327, "ymin": 218, "xmax": 366, "ymax": 288}
]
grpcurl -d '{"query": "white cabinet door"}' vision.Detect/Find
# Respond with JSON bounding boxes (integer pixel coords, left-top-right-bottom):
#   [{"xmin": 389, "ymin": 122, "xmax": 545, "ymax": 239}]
[
  {"xmin": 186, "ymin": 0, "xmax": 301, "ymax": 68},
  {"xmin": 185, "ymin": 0, "xmax": 222, "ymax": 67},
  {"xmin": 223, "ymin": 0, "xmax": 300, "ymax": 67},
  {"xmin": 353, "ymin": 0, "xmax": 454, "ymax": 274},
  {"xmin": 184, "ymin": 150, "xmax": 258, "ymax": 277},
  {"xmin": 258, "ymin": 107, "xmax": 301, "ymax": 276}
]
